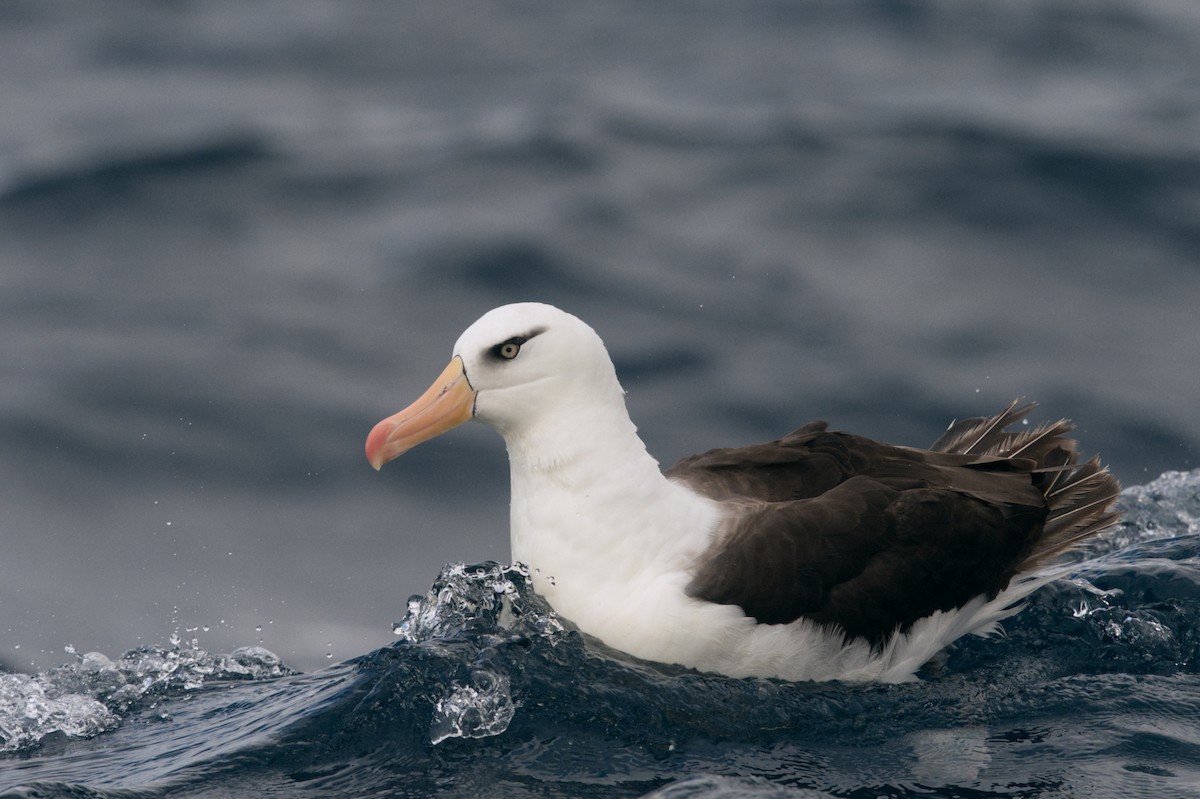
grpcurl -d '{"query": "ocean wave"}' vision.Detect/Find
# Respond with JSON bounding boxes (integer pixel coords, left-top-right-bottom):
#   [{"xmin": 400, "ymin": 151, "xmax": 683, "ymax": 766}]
[
  {"xmin": 2, "ymin": 470, "xmax": 1198, "ymax": 797},
  {"xmin": 0, "ymin": 135, "xmax": 272, "ymax": 208}
]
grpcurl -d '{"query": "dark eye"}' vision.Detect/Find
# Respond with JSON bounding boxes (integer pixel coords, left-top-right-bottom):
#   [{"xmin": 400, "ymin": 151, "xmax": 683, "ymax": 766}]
[{"xmin": 491, "ymin": 336, "xmax": 526, "ymax": 361}]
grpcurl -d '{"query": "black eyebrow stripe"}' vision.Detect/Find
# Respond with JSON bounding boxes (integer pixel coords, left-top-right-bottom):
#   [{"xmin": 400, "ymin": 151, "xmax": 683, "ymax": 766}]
[{"xmin": 488, "ymin": 327, "xmax": 547, "ymax": 359}]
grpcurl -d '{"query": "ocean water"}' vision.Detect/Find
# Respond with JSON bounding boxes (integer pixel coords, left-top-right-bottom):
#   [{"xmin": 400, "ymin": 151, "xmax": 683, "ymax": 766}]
[
  {"xmin": 2, "ymin": 0, "xmax": 1200, "ymax": 796},
  {"xmin": 2, "ymin": 470, "xmax": 1199, "ymax": 797},
  {"xmin": 2, "ymin": 0, "xmax": 1199, "ymax": 671}
]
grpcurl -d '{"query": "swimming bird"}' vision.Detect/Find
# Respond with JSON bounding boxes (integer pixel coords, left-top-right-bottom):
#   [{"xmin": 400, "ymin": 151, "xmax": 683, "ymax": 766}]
[{"xmin": 366, "ymin": 303, "xmax": 1120, "ymax": 682}]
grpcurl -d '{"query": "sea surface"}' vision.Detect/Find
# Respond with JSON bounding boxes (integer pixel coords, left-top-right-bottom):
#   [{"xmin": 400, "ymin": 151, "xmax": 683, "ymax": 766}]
[
  {"xmin": 2, "ymin": 470, "xmax": 1200, "ymax": 797},
  {"xmin": 2, "ymin": 1, "xmax": 1199, "ymax": 796}
]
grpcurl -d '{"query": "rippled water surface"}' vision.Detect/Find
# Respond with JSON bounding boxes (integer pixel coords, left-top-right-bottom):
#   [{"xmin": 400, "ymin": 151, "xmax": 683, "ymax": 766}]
[
  {"xmin": 3, "ymin": 0, "xmax": 1199, "ymax": 671},
  {"xmin": 2, "ymin": 472, "xmax": 1199, "ymax": 797},
  {"xmin": 2, "ymin": 1, "xmax": 1199, "ymax": 796}
]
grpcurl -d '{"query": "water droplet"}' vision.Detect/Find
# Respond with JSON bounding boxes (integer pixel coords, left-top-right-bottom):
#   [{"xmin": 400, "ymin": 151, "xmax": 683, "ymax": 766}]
[
  {"xmin": 254, "ymin": 625, "xmax": 263, "ymax": 632},
  {"xmin": 325, "ymin": 652, "xmax": 333, "ymax": 659}
]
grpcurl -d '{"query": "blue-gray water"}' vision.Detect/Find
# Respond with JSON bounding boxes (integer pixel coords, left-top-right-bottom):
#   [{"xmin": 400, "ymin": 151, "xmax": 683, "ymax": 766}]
[
  {"xmin": 3, "ymin": 473, "xmax": 1200, "ymax": 797},
  {"xmin": 2, "ymin": 1, "xmax": 1199, "ymax": 796}
]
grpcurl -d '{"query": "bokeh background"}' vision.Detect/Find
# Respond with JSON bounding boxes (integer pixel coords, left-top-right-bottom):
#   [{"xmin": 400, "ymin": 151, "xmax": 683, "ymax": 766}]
[{"xmin": 2, "ymin": 0, "xmax": 1198, "ymax": 673}]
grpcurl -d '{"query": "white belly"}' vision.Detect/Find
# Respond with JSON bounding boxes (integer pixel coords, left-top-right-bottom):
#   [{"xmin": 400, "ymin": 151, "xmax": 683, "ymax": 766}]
[{"xmin": 534, "ymin": 565, "xmax": 1050, "ymax": 683}]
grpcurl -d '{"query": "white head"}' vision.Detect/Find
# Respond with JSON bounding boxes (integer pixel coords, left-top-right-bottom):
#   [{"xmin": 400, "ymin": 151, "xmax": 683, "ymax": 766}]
[{"xmin": 366, "ymin": 303, "xmax": 630, "ymax": 469}]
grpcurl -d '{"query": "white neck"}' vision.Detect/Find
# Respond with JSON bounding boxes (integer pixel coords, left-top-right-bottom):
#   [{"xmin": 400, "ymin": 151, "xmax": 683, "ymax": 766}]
[{"xmin": 502, "ymin": 401, "xmax": 720, "ymax": 645}]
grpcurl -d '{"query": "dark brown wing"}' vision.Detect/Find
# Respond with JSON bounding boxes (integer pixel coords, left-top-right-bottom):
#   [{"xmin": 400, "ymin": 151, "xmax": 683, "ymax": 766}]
[
  {"xmin": 684, "ymin": 476, "xmax": 1045, "ymax": 644},
  {"xmin": 665, "ymin": 420, "xmax": 1048, "ymax": 506},
  {"xmin": 667, "ymin": 421, "xmax": 1058, "ymax": 645}
]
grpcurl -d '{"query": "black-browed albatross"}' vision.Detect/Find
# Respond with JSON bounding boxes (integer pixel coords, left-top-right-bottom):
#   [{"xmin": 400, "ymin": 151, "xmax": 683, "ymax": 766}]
[{"xmin": 366, "ymin": 302, "xmax": 1120, "ymax": 682}]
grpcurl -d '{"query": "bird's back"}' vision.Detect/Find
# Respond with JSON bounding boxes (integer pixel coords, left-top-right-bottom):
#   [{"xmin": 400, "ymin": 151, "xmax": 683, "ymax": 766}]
[{"xmin": 667, "ymin": 401, "xmax": 1120, "ymax": 647}]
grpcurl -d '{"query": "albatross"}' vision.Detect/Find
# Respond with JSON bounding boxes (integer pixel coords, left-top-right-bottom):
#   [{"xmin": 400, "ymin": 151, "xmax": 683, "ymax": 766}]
[{"xmin": 366, "ymin": 302, "xmax": 1120, "ymax": 682}]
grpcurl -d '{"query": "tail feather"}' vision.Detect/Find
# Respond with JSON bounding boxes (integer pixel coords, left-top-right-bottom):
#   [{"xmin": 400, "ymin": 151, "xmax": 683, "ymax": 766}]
[
  {"xmin": 1028, "ymin": 454, "xmax": 1121, "ymax": 568},
  {"xmin": 932, "ymin": 400, "xmax": 1121, "ymax": 570},
  {"xmin": 1004, "ymin": 421, "xmax": 1075, "ymax": 461},
  {"xmin": 932, "ymin": 398, "xmax": 1034, "ymax": 455},
  {"xmin": 1036, "ymin": 446, "xmax": 1077, "ymax": 496}
]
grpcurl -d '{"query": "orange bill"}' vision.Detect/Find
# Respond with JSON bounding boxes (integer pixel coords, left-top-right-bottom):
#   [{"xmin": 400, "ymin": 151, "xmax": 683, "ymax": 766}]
[{"xmin": 365, "ymin": 356, "xmax": 476, "ymax": 470}]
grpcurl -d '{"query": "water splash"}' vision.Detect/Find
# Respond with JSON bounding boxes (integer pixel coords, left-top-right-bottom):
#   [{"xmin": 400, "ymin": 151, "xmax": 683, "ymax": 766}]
[
  {"xmin": 430, "ymin": 670, "xmax": 517, "ymax": 744},
  {"xmin": 1091, "ymin": 470, "xmax": 1200, "ymax": 556},
  {"xmin": 392, "ymin": 561, "xmax": 566, "ymax": 744},
  {"xmin": 0, "ymin": 674, "xmax": 117, "ymax": 753},
  {"xmin": 394, "ymin": 561, "xmax": 565, "ymax": 644},
  {"xmin": 0, "ymin": 643, "xmax": 292, "ymax": 752}
]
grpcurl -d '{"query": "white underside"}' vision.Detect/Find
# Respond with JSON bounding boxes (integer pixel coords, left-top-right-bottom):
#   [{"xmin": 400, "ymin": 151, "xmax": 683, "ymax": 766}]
[{"xmin": 527, "ymin": 536, "xmax": 1053, "ymax": 684}]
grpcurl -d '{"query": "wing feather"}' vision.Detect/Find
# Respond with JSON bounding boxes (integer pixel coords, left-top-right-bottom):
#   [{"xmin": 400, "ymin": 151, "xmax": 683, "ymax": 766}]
[{"xmin": 670, "ymin": 401, "xmax": 1120, "ymax": 646}]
